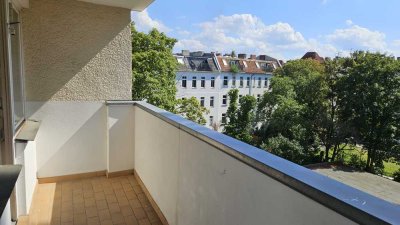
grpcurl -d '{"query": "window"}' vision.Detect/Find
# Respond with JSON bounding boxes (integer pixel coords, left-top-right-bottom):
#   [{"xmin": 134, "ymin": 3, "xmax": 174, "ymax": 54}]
[
  {"xmin": 222, "ymin": 95, "xmax": 227, "ymax": 105},
  {"xmin": 210, "ymin": 96, "xmax": 214, "ymax": 107},
  {"xmin": 221, "ymin": 113, "xmax": 227, "ymax": 124},
  {"xmin": 182, "ymin": 76, "xmax": 187, "ymax": 88},
  {"xmin": 240, "ymin": 77, "xmax": 244, "ymax": 87},
  {"xmin": 239, "ymin": 95, "xmax": 242, "ymax": 99},
  {"xmin": 211, "ymin": 77, "xmax": 215, "ymax": 88},
  {"xmin": 209, "ymin": 116, "xmax": 214, "ymax": 126},
  {"xmin": 264, "ymin": 77, "xmax": 268, "ymax": 87},
  {"xmin": 223, "ymin": 76, "xmax": 228, "ymax": 86},
  {"xmin": 257, "ymin": 94, "xmax": 261, "ymax": 102},
  {"xmin": 243, "ymin": 61, "xmax": 248, "ymax": 68},
  {"xmin": 200, "ymin": 97, "xmax": 205, "ymax": 107},
  {"xmin": 255, "ymin": 62, "xmax": 260, "ymax": 68},
  {"xmin": 232, "ymin": 76, "xmax": 236, "ymax": 86},
  {"xmin": 192, "ymin": 76, "xmax": 197, "ymax": 88},
  {"xmin": 9, "ymin": 5, "xmax": 25, "ymax": 128},
  {"xmin": 201, "ymin": 77, "xmax": 205, "ymax": 88},
  {"xmin": 222, "ymin": 59, "xmax": 228, "ymax": 66},
  {"xmin": 258, "ymin": 77, "xmax": 262, "ymax": 87},
  {"xmin": 246, "ymin": 77, "xmax": 250, "ymax": 87}
]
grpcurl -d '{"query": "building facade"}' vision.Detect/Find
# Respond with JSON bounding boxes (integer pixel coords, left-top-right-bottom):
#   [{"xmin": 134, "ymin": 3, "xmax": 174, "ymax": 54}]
[{"xmin": 175, "ymin": 51, "xmax": 281, "ymax": 130}]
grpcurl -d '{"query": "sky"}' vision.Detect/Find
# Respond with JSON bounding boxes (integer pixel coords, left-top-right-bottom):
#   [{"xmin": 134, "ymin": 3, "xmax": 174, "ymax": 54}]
[{"xmin": 131, "ymin": 0, "xmax": 400, "ymax": 60}]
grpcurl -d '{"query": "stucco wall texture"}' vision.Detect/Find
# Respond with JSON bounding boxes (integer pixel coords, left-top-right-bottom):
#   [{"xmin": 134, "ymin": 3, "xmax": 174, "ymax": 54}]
[{"xmin": 21, "ymin": 0, "xmax": 132, "ymax": 101}]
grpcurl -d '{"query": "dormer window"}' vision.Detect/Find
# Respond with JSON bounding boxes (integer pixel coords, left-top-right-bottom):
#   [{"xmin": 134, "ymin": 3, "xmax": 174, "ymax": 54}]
[
  {"xmin": 222, "ymin": 59, "xmax": 228, "ymax": 66},
  {"xmin": 255, "ymin": 62, "xmax": 260, "ymax": 69},
  {"xmin": 243, "ymin": 61, "xmax": 248, "ymax": 68}
]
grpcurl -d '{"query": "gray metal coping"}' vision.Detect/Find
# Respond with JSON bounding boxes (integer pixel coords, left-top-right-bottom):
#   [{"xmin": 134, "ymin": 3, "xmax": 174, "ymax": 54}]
[
  {"xmin": 106, "ymin": 100, "xmax": 400, "ymax": 225},
  {"xmin": 15, "ymin": 120, "xmax": 40, "ymax": 142}
]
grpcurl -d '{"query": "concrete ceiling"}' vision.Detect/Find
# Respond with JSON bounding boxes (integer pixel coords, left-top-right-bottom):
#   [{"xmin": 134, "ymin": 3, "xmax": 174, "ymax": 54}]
[{"xmin": 79, "ymin": 0, "xmax": 154, "ymax": 11}]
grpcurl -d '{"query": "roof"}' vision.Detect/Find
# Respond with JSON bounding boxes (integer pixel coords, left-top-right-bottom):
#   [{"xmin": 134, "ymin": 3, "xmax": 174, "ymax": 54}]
[
  {"xmin": 79, "ymin": 0, "xmax": 154, "ymax": 11},
  {"xmin": 217, "ymin": 56, "xmax": 273, "ymax": 74},
  {"xmin": 309, "ymin": 164, "xmax": 400, "ymax": 205},
  {"xmin": 301, "ymin": 52, "xmax": 325, "ymax": 63},
  {"xmin": 175, "ymin": 51, "xmax": 281, "ymax": 74}
]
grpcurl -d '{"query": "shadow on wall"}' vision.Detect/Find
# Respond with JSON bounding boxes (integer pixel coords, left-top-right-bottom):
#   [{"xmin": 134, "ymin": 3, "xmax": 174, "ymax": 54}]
[
  {"xmin": 21, "ymin": 0, "xmax": 132, "ymax": 111},
  {"xmin": 27, "ymin": 102, "xmax": 107, "ymax": 178}
]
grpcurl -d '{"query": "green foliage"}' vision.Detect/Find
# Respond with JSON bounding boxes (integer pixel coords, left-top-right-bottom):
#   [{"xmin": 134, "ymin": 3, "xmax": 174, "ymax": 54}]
[
  {"xmin": 393, "ymin": 169, "xmax": 400, "ymax": 182},
  {"xmin": 231, "ymin": 50, "xmax": 237, "ymax": 58},
  {"xmin": 224, "ymin": 90, "xmax": 256, "ymax": 144},
  {"xmin": 261, "ymin": 134, "xmax": 305, "ymax": 164},
  {"xmin": 256, "ymin": 59, "xmax": 327, "ymax": 163},
  {"xmin": 131, "ymin": 26, "xmax": 178, "ymax": 111},
  {"xmin": 176, "ymin": 97, "xmax": 209, "ymax": 125},
  {"xmin": 230, "ymin": 64, "xmax": 240, "ymax": 73},
  {"xmin": 224, "ymin": 89, "xmax": 239, "ymax": 135},
  {"xmin": 337, "ymin": 51, "xmax": 400, "ymax": 172}
]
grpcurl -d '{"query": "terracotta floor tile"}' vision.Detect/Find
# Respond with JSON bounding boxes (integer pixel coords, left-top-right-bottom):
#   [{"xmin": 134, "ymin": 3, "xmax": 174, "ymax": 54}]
[
  {"xmin": 109, "ymin": 202, "xmax": 121, "ymax": 213},
  {"xmin": 86, "ymin": 206, "xmax": 98, "ymax": 218},
  {"xmin": 98, "ymin": 209, "xmax": 111, "ymax": 221},
  {"xmin": 133, "ymin": 208, "xmax": 147, "ymax": 220},
  {"xmin": 100, "ymin": 219, "xmax": 113, "ymax": 225},
  {"xmin": 138, "ymin": 218, "xmax": 151, "ymax": 225},
  {"xmin": 96, "ymin": 199, "xmax": 108, "ymax": 210},
  {"xmin": 125, "ymin": 215, "xmax": 139, "ymax": 225},
  {"xmin": 120, "ymin": 205, "xmax": 134, "ymax": 217},
  {"xmin": 111, "ymin": 212, "xmax": 125, "ymax": 224},
  {"xmin": 25, "ymin": 175, "xmax": 161, "ymax": 225}
]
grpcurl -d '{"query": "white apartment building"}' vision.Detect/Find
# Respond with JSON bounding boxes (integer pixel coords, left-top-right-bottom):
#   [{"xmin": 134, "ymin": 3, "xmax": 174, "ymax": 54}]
[{"xmin": 175, "ymin": 51, "xmax": 282, "ymax": 131}]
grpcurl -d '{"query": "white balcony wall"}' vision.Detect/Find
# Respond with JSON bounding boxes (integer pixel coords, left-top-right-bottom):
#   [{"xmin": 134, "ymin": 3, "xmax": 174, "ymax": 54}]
[
  {"xmin": 107, "ymin": 104, "xmax": 135, "ymax": 173},
  {"xmin": 14, "ymin": 141, "xmax": 37, "ymax": 216},
  {"xmin": 26, "ymin": 102, "xmax": 107, "ymax": 178},
  {"xmin": 133, "ymin": 104, "xmax": 357, "ymax": 225}
]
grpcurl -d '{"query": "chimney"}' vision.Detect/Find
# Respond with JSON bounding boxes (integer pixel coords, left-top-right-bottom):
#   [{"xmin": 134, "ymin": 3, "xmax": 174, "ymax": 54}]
[
  {"xmin": 258, "ymin": 55, "xmax": 266, "ymax": 60},
  {"xmin": 238, "ymin": 53, "xmax": 247, "ymax": 59},
  {"xmin": 192, "ymin": 51, "xmax": 204, "ymax": 57},
  {"xmin": 182, "ymin": 50, "xmax": 190, "ymax": 56},
  {"xmin": 249, "ymin": 54, "xmax": 257, "ymax": 60}
]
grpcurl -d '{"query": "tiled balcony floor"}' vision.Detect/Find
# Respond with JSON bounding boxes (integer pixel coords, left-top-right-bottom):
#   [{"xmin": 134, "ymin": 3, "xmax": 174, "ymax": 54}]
[{"xmin": 22, "ymin": 175, "xmax": 162, "ymax": 225}]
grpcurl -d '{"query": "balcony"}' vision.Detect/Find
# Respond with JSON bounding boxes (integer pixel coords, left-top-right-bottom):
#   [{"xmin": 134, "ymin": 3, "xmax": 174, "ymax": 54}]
[{"xmin": 15, "ymin": 101, "xmax": 399, "ymax": 225}]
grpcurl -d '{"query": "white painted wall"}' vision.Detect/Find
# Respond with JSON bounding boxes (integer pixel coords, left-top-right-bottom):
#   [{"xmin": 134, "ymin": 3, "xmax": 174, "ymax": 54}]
[
  {"xmin": 0, "ymin": 201, "xmax": 11, "ymax": 225},
  {"xmin": 14, "ymin": 140, "xmax": 37, "ymax": 216},
  {"xmin": 26, "ymin": 101, "xmax": 107, "ymax": 178},
  {"xmin": 107, "ymin": 105, "xmax": 134, "ymax": 173},
  {"xmin": 134, "ymin": 106, "xmax": 357, "ymax": 225},
  {"xmin": 134, "ymin": 106, "xmax": 180, "ymax": 225},
  {"xmin": 176, "ymin": 71, "xmax": 272, "ymax": 131}
]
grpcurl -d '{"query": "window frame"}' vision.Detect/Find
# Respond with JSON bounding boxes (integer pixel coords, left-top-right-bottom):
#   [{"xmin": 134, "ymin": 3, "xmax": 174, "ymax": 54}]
[
  {"xmin": 192, "ymin": 76, "xmax": 197, "ymax": 88},
  {"xmin": 223, "ymin": 76, "xmax": 228, "ymax": 86},
  {"xmin": 182, "ymin": 76, "xmax": 187, "ymax": 88},
  {"xmin": 222, "ymin": 95, "xmax": 227, "ymax": 105},
  {"xmin": 210, "ymin": 96, "xmax": 214, "ymax": 107},
  {"xmin": 201, "ymin": 76, "xmax": 205, "ymax": 88},
  {"xmin": 210, "ymin": 77, "xmax": 215, "ymax": 88}
]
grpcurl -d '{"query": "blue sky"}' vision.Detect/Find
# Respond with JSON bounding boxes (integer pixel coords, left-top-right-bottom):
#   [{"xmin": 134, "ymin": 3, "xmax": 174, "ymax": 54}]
[{"xmin": 131, "ymin": 0, "xmax": 400, "ymax": 60}]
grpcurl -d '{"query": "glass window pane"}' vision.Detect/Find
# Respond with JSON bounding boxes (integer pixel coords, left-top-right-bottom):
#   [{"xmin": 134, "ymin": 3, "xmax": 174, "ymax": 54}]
[{"xmin": 9, "ymin": 5, "xmax": 24, "ymax": 127}]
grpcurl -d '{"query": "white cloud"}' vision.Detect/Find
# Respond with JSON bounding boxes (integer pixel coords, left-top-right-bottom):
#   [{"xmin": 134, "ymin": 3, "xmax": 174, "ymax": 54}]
[
  {"xmin": 326, "ymin": 23, "xmax": 387, "ymax": 52},
  {"xmin": 174, "ymin": 14, "xmax": 333, "ymax": 60},
  {"xmin": 131, "ymin": 10, "xmax": 171, "ymax": 33}
]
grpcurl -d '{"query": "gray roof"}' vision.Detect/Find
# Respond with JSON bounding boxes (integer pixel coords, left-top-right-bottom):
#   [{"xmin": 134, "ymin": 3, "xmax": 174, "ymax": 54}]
[{"xmin": 310, "ymin": 164, "xmax": 400, "ymax": 205}]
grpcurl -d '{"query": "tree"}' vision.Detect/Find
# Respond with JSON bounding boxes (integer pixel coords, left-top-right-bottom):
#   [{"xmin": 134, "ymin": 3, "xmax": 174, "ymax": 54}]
[
  {"xmin": 261, "ymin": 134, "xmax": 305, "ymax": 164},
  {"xmin": 337, "ymin": 51, "xmax": 400, "ymax": 172},
  {"xmin": 231, "ymin": 50, "xmax": 237, "ymax": 58},
  {"xmin": 224, "ymin": 89, "xmax": 239, "ymax": 136},
  {"xmin": 256, "ymin": 59, "xmax": 326, "ymax": 163},
  {"xmin": 175, "ymin": 97, "xmax": 209, "ymax": 125},
  {"xmin": 131, "ymin": 26, "xmax": 178, "ymax": 111},
  {"xmin": 224, "ymin": 90, "xmax": 256, "ymax": 144}
]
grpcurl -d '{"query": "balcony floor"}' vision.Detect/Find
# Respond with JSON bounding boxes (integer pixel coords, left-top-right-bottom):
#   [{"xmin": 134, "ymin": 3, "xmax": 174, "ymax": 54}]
[{"xmin": 21, "ymin": 175, "xmax": 162, "ymax": 225}]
